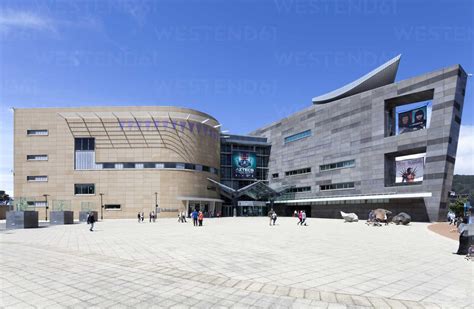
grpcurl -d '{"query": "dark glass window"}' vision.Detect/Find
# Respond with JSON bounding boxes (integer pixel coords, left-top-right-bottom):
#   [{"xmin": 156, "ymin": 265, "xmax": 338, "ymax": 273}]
[
  {"xmin": 285, "ymin": 167, "xmax": 311, "ymax": 176},
  {"xmin": 144, "ymin": 163, "xmax": 156, "ymax": 168},
  {"xmin": 320, "ymin": 182, "xmax": 355, "ymax": 191},
  {"xmin": 164, "ymin": 162, "xmax": 176, "ymax": 168},
  {"xmin": 272, "ymin": 173, "xmax": 279, "ymax": 178},
  {"xmin": 104, "ymin": 204, "xmax": 121, "ymax": 210},
  {"xmin": 123, "ymin": 163, "xmax": 135, "ymax": 169},
  {"xmin": 185, "ymin": 163, "xmax": 195, "ymax": 170},
  {"xmin": 75, "ymin": 138, "xmax": 95, "ymax": 151},
  {"xmin": 287, "ymin": 186, "xmax": 311, "ymax": 193},
  {"xmin": 103, "ymin": 163, "xmax": 115, "ymax": 169},
  {"xmin": 202, "ymin": 166, "xmax": 210, "ymax": 172},
  {"xmin": 74, "ymin": 184, "xmax": 95, "ymax": 195}
]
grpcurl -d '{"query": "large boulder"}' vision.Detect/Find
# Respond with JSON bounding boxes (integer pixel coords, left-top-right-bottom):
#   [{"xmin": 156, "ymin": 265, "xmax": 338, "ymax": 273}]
[
  {"xmin": 392, "ymin": 212, "xmax": 411, "ymax": 225},
  {"xmin": 340, "ymin": 211, "xmax": 359, "ymax": 222}
]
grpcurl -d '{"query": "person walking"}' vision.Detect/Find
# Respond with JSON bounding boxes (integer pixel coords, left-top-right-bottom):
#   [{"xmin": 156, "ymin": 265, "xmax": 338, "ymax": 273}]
[
  {"xmin": 151, "ymin": 211, "xmax": 156, "ymax": 222},
  {"xmin": 87, "ymin": 212, "xmax": 96, "ymax": 231},
  {"xmin": 137, "ymin": 212, "xmax": 141, "ymax": 223},
  {"xmin": 198, "ymin": 211, "xmax": 204, "ymax": 226},
  {"xmin": 181, "ymin": 212, "xmax": 187, "ymax": 223},
  {"xmin": 268, "ymin": 209, "xmax": 274, "ymax": 226},
  {"xmin": 271, "ymin": 211, "xmax": 277, "ymax": 226},
  {"xmin": 293, "ymin": 210, "xmax": 297, "ymax": 218},
  {"xmin": 301, "ymin": 211, "xmax": 307, "ymax": 226},
  {"xmin": 297, "ymin": 210, "xmax": 303, "ymax": 225},
  {"xmin": 149, "ymin": 211, "xmax": 152, "ymax": 223},
  {"xmin": 141, "ymin": 212, "xmax": 144, "ymax": 222},
  {"xmin": 192, "ymin": 209, "xmax": 198, "ymax": 226}
]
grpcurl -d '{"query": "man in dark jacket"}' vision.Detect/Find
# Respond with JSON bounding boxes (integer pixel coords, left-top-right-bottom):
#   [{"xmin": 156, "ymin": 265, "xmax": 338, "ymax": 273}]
[{"xmin": 87, "ymin": 212, "xmax": 96, "ymax": 232}]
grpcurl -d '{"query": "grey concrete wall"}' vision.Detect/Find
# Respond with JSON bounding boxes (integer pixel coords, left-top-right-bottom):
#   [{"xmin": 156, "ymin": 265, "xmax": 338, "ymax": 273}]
[{"xmin": 250, "ymin": 65, "xmax": 467, "ymax": 221}]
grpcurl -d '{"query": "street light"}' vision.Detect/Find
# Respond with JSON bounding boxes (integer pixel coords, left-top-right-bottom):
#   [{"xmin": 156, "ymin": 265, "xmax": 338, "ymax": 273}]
[
  {"xmin": 43, "ymin": 194, "xmax": 49, "ymax": 221},
  {"xmin": 99, "ymin": 193, "xmax": 104, "ymax": 220},
  {"xmin": 154, "ymin": 192, "xmax": 158, "ymax": 214}
]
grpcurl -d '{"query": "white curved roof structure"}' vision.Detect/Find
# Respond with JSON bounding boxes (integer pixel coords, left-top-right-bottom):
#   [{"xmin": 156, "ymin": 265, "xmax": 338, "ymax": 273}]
[{"xmin": 312, "ymin": 54, "xmax": 401, "ymax": 104}]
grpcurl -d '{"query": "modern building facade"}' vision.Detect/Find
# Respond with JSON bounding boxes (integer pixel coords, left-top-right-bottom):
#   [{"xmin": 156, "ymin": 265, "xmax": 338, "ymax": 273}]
[
  {"xmin": 12, "ymin": 57, "xmax": 468, "ymax": 222},
  {"xmin": 250, "ymin": 57, "xmax": 468, "ymax": 222},
  {"xmin": 13, "ymin": 106, "xmax": 222, "ymax": 219}
]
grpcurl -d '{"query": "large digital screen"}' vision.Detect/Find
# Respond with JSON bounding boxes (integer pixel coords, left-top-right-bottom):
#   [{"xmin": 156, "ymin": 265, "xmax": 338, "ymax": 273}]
[
  {"xmin": 395, "ymin": 155, "xmax": 425, "ymax": 183},
  {"xmin": 232, "ymin": 151, "xmax": 256, "ymax": 179}
]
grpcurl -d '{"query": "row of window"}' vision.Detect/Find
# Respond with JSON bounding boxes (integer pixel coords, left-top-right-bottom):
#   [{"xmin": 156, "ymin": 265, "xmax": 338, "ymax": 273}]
[
  {"xmin": 320, "ymin": 182, "xmax": 355, "ymax": 191},
  {"xmin": 27, "ymin": 129, "xmax": 48, "ymax": 136},
  {"xmin": 320, "ymin": 160, "xmax": 355, "ymax": 171},
  {"xmin": 75, "ymin": 138, "xmax": 95, "ymax": 151},
  {"xmin": 75, "ymin": 184, "xmax": 95, "ymax": 195},
  {"xmin": 273, "ymin": 159, "xmax": 356, "ymax": 179},
  {"xmin": 27, "ymin": 154, "xmax": 48, "ymax": 161},
  {"xmin": 284, "ymin": 130, "xmax": 311, "ymax": 144},
  {"xmin": 284, "ymin": 167, "xmax": 311, "ymax": 177},
  {"xmin": 88, "ymin": 162, "xmax": 219, "ymax": 174},
  {"xmin": 27, "ymin": 176, "xmax": 48, "ymax": 182},
  {"xmin": 286, "ymin": 186, "xmax": 311, "ymax": 193}
]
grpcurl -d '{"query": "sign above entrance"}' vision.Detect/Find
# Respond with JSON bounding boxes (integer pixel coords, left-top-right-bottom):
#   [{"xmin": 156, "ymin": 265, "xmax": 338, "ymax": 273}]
[
  {"xmin": 238, "ymin": 201, "xmax": 266, "ymax": 207},
  {"xmin": 232, "ymin": 151, "xmax": 256, "ymax": 179}
]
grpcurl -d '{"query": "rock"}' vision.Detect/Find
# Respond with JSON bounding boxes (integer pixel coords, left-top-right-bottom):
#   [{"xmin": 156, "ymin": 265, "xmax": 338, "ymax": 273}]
[
  {"xmin": 392, "ymin": 212, "xmax": 411, "ymax": 225},
  {"xmin": 340, "ymin": 211, "xmax": 359, "ymax": 222}
]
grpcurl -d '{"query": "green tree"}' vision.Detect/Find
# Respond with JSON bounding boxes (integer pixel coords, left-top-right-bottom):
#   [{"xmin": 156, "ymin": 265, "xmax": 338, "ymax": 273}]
[{"xmin": 449, "ymin": 197, "xmax": 468, "ymax": 217}]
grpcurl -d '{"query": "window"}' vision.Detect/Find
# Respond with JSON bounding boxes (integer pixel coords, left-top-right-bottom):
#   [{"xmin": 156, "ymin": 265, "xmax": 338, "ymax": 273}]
[
  {"xmin": 320, "ymin": 182, "xmax": 355, "ymax": 191},
  {"xmin": 286, "ymin": 186, "xmax": 311, "ymax": 193},
  {"xmin": 74, "ymin": 138, "xmax": 95, "ymax": 151},
  {"xmin": 103, "ymin": 163, "xmax": 115, "ymax": 169},
  {"xmin": 123, "ymin": 163, "xmax": 135, "ymax": 169},
  {"xmin": 27, "ymin": 201, "xmax": 47, "ymax": 207},
  {"xmin": 320, "ymin": 160, "xmax": 355, "ymax": 171},
  {"xmin": 272, "ymin": 173, "xmax": 279, "ymax": 178},
  {"xmin": 74, "ymin": 184, "xmax": 95, "ymax": 195},
  {"xmin": 284, "ymin": 130, "xmax": 311, "ymax": 144},
  {"xmin": 27, "ymin": 176, "xmax": 48, "ymax": 182},
  {"xmin": 176, "ymin": 163, "xmax": 185, "ymax": 169},
  {"xmin": 27, "ymin": 129, "xmax": 48, "ymax": 136},
  {"xmin": 27, "ymin": 154, "xmax": 48, "ymax": 161},
  {"xmin": 202, "ymin": 166, "xmax": 210, "ymax": 172},
  {"xmin": 164, "ymin": 162, "xmax": 176, "ymax": 168},
  {"xmin": 285, "ymin": 168, "xmax": 311, "ymax": 176},
  {"xmin": 144, "ymin": 163, "xmax": 156, "ymax": 168},
  {"xmin": 104, "ymin": 204, "xmax": 121, "ymax": 210}
]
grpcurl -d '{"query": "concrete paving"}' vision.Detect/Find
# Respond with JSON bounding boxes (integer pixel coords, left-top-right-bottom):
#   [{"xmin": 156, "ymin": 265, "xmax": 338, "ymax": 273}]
[{"xmin": 0, "ymin": 217, "xmax": 472, "ymax": 308}]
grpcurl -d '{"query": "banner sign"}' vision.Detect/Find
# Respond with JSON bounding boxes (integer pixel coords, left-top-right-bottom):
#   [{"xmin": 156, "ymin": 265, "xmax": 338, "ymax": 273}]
[
  {"xmin": 396, "ymin": 157, "xmax": 424, "ymax": 183},
  {"xmin": 232, "ymin": 151, "xmax": 256, "ymax": 179},
  {"xmin": 398, "ymin": 105, "xmax": 427, "ymax": 135}
]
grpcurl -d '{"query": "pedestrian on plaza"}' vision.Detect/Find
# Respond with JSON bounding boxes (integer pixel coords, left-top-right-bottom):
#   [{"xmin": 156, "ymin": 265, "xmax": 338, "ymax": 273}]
[
  {"xmin": 271, "ymin": 211, "xmax": 277, "ymax": 226},
  {"xmin": 301, "ymin": 211, "xmax": 307, "ymax": 226},
  {"xmin": 297, "ymin": 210, "xmax": 303, "ymax": 225},
  {"xmin": 87, "ymin": 212, "xmax": 96, "ymax": 231},
  {"xmin": 198, "ymin": 211, "xmax": 204, "ymax": 226},
  {"xmin": 178, "ymin": 212, "xmax": 182, "ymax": 223},
  {"xmin": 149, "ymin": 211, "xmax": 152, "ymax": 222},
  {"xmin": 141, "ymin": 212, "xmax": 144, "ymax": 222},
  {"xmin": 192, "ymin": 209, "xmax": 198, "ymax": 226},
  {"xmin": 181, "ymin": 212, "xmax": 187, "ymax": 223},
  {"xmin": 268, "ymin": 209, "xmax": 274, "ymax": 226},
  {"xmin": 151, "ymin": 211, "xmax": 156, "ymax": 222},
  {"xmin": 137, "ymin": 212, "xmax": 141, "ymax": 223},
  {"xmin": 293, "ymin": 210, "xmax": 297, "ymax": 217}
]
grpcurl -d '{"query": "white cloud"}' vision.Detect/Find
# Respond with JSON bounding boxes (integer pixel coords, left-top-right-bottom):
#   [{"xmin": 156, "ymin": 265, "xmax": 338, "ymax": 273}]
[
  {"xmin": 0, "ymin": 10, "xmax": 56, "ymax": 33},
  {"xmin": 454, "ymin": 124, "xmax": 474, "ymax": 175}
]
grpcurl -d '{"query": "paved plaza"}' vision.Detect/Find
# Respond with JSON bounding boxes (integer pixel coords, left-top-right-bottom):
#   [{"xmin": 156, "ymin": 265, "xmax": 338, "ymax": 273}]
[{"xmin": 0, "ymin": 217, "xmax": 472, "ymax": 308}]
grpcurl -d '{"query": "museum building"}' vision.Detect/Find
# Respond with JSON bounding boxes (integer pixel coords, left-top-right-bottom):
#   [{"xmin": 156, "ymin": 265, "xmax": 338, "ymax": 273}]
[{"xmin": 13, "ymin": 55, "xmax": 468, "ymax": 221}]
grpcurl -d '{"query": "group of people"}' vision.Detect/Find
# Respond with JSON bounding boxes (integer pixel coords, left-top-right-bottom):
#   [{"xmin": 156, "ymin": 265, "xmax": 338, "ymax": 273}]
[
  {"xmin": 268, "ymin": 209, "xmax": 277, "ymax": 225},
  {"xmin": 177, "ymin": 211, "xmax": 187, "ymax": 223},
  {"xmin": 191, "ymin": 209, "xmax": 204, "ymax": 226},
  {"xmin": 137, "ymin": 211, "xmax": 157, "ymax": 223},
  {"xmin": 294, "ymin": 210, "xmax": 308, "ymax": 226}
]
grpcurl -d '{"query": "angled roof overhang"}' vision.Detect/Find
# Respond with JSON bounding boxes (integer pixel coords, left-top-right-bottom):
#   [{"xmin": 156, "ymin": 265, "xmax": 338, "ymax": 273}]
[
  {"xmin": 207, "ymin": 178, "xmax": 282, "ymax": 199},
  {"xmin": 312, "ymin": 54, "xmax": 401, "ymax": 104}
]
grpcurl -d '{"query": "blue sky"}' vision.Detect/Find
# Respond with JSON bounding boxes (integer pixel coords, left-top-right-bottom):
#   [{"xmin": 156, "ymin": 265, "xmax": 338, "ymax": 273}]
[{"xmin": 0, "ymin": 0, "xmax": 473, "ymax": 195}]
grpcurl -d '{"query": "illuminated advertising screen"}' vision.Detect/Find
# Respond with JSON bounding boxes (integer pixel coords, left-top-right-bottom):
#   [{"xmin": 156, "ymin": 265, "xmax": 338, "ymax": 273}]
[
  {"xmin": 395, "ymin": 156, "xmax": 425, "ymax": 183},
  {"xmin": 397, "ymin": 105, "xmax": 427, "ymax": 135},
  {"xmin": 232, "ymin": 151, "xmax": 256, "ymax": 179}
]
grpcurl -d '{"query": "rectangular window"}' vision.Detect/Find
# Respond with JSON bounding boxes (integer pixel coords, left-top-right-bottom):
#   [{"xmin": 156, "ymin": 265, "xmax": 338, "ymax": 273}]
[
  {"xmin": 202, "ymin": 166, "xmax": 210, "ymax": 172},
  {"xmin": 287, "ymin": 186, "xmax": 311, "ymax": 193},
  {"xmin": 27, "ymin": 129, "xmax": 48, "ymax": 136},
  {"xmin": 27, "ymin": 201, "xmax": 47, "ymax": 207},
  {"xmin": 104, "ymin": 204, "xmax": 121, "ymax": 210},
  {"xmin": 27, "ymin": 154, "xmax": 48, "ymax": 161},
  {"xmin": 156, "ymin": 163, "xmax": 165, "ymax": 169},
  {"xmin": 285, "ymin": 167, "xmax": 311, "ymax": 176},
  {"xmin": 74, "ymin": 184, "xmax": 95, "ymax": 195},
  {"xmin": 320, "ymin": 182, "xmax": 355, "ymax": 191},
  {"xmin": 103, "ymin": 163, "xmax": 115, "ymax": 169},
  {"xmin": 176, "ymin": 163, "xmax": 185, "ymax": 169},
  {"xmin": 284, "ymin": 130, "xmax": 311, "ymax": 144},
  {"xmin": 164, "ymin": 162, "xmax": 176, "ymax": 168},
  {"xmin": 144, "ymin": 163, "xmax": 156, "ymax": 168},
  {"xmin": 320, "ymin": 160, "xmax": 355, "ymax": 171},
  {"xmin": 123, "ymin": 163, "xmax": 135, "ymax": 169},
  {"xmin": 272, "ymin": 173, "xmax": 279, "ymax": 178},
  {"xmin": 74, "ymin": 138, "xmax": 95, "ymax": 151},
  {"xmin": 27, "ymin": 176, "xmax": 48, "ymax": 182}
]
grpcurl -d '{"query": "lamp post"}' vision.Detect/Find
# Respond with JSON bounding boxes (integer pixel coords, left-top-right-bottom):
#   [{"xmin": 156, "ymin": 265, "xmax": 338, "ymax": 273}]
[
  {"xmin": 43, "ymin": 194, "xmax": 49, "ymax": 221},
  {"xmin": 154, "ymin": 192, "xmax": 158, "ymax": 214},
  {"xmin": 99, "ymin": 193, "xmax": 104, "ymax": 220}
]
